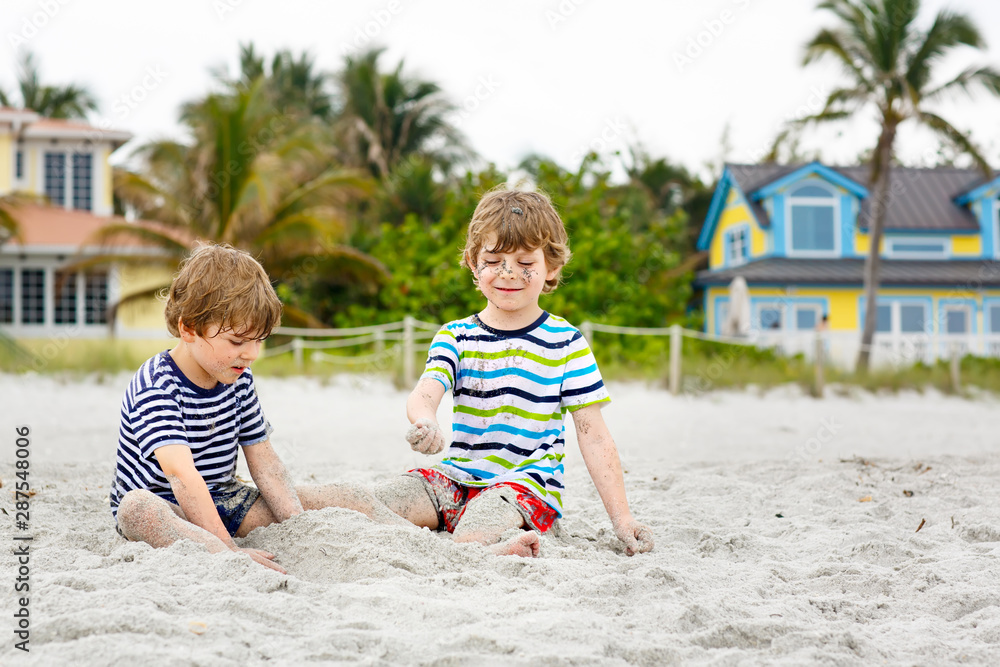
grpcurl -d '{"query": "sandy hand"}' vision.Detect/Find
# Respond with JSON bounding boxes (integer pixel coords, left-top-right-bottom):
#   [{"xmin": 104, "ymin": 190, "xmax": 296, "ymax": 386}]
[
  {"xmin": 405, "ymin": 418, "xmax": 446, "ymax": 455},
  {"xmin": 238, "ymin": 547, "xmax": 286, "ymax": 574},
  {"xmin": 613, "ymin": 519, "xmax": 654, "ymax": 556}
]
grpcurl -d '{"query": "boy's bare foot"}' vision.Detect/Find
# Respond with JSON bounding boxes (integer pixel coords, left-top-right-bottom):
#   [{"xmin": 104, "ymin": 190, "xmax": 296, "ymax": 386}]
[{"xmin": 490, "ymin": 531, "xmax": 540, "ymax": 557}]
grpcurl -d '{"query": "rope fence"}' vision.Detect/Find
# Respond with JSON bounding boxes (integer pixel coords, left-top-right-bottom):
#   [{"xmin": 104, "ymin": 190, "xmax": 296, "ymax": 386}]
[{"xmin": 264, "ymin": 316, "xmax": 976, "ymax": 395}]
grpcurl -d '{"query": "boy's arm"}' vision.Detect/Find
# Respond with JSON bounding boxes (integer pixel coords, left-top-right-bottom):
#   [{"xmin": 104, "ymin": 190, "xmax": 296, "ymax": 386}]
[
  {"xmin": 404, "ymin": 377, "xmax": 448, "ymax": 454},
  {"xmin": 154, "ymin": 445, "xmax": 284, "ymax": 572},
  {"xmin": 243, "ymin": 440, "xmax": 304, "ymax": 522},
  {"xmin": 571, "ymin": 404, "xmax": 654, "ymax": 556}
]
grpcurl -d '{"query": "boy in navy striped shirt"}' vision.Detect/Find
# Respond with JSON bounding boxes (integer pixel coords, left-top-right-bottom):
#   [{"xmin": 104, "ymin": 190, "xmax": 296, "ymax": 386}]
[
  {"xmin": 374, "ymin": 188, "xmax": 654, "ymax": 558},
  {"xmin": 110, "ymin": 244, "xmax": 405, "ymax": 572}
]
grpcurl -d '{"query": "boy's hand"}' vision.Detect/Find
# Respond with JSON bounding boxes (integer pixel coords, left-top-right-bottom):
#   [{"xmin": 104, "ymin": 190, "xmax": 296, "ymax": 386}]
[
  {"xmin": 613, "ymin": 518, "xmax": 654, "ymax": 556},
  {"xmin": 238, "ymin": 547, "xmax": 286, "ymax": 574},
  {"xmin": 405, "ymin": 418, "xmax": 446, "ymax": 454}
]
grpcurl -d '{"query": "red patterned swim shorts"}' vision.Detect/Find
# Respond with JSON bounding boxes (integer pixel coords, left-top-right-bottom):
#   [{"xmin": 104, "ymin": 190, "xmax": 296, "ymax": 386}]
[{"xmin": 406, "ymin": 468, "xmax": 559, "ymax": 533}]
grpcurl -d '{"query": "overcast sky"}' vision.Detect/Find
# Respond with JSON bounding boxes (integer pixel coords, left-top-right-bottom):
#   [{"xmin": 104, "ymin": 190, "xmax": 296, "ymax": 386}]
[{"xmin": 4, "ymin": 0, "xmax": 1000, "ymax": 180}]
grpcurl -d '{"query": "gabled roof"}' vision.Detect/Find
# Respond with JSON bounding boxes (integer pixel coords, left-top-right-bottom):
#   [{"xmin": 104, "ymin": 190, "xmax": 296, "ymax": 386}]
[
  {"xmin": 749, "ymin": 161, "xmax": 869, "ymax": 199},
  {"xmin": 695, "ymin": 257, "xmax": 1000, "ymax": 288},
  {"xmin": 955, "ymin": 173, "xmax": 1000, "ymax": 205},
  {"xmin": 726, "ymin": 163, "xmax": 985, "ymax": 233},
  {"xmin": 0, "ymin": 109, "xmax": 133, "ymax": 148},
  {"xmin": 21, "ymin": 117, "xmax": 132, "ymax": 147}
]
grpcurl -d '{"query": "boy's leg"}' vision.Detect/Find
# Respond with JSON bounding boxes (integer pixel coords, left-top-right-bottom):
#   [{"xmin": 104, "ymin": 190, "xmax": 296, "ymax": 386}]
[
  {"xmin": 234, "ymin": 481, "xmax": 414, "ymax": 536},
  {"xmin": 452, "ymin": 488, "xmax": 540, "ymax": 558},
  {"xmin": 296, "ymin": 482, "xmax": 414, "ymax": 527},
  {"xmin": 116, "ymin": 489, "xmax": 230, "ymax": 554},
  {"xmin": 371, "ymin": 475, "xmax": 440, "ymax": 529}
]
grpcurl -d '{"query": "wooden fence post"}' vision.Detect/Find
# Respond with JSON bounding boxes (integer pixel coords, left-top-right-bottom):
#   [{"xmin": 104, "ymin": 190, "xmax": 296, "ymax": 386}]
[
  {"xmin": 403, "ymin": 316, "xmax": 415, "ymax": 388},
  {"xmin": 669, "ymin": 324, "xmax": 682, "ymax": 396},
  {"xmin": 813, "ymin": 332, "xmax": 825, "ymax": 398},
  {"xmin": 292, "ymin": 337, "xmax": 303, "ymax": 371},
  {"xmin": 950, "ymin": 345, "xmax": 961, "ymax": 393},
  {"xmin": 580, "ymin": 321, "xmax": 593, "ymax": 346}
]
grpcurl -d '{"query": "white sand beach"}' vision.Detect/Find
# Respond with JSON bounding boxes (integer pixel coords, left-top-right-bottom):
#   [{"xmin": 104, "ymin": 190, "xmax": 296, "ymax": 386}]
[{"xmin": 2, "ymin": 373, "xmax": 1000, "ymax": 665}]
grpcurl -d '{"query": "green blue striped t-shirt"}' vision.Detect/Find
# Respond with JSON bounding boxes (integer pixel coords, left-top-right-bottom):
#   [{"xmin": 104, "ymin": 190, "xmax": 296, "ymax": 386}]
[{"xmin": 421, "ymin": 311, "xmax": 610, "ymax": 515}]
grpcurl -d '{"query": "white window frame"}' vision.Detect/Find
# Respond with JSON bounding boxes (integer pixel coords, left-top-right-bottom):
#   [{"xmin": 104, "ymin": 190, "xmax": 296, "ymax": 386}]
[
  {"xmin": 754, "ymin": 301, "xmax": 786, "ymax": 332},
  {"xmin": 14, "ymin": 148, "xmax": 24, "ymax": 185},
  {"xmin": 987, "ymin": 302, "xmax": 1000, "ymax": 333},
  {"xmin": 724, "ymin": 224, "xmax": 750, "ymax": 267},
  {"xmin": 994, "ymin": 199, "xmax": 999, "ymax": 260},
  {"xmin": 785, "ymin": 180, "xmax": 841, "ymax": 258},
  {"xmin": 942, "ymin": 304, "xmax": 972, "ymax": 335},
  {"xmin": 885, "ymin": 236, "xmax": 949, "ymax": 259},
  {"xmin": 793, "ymin": 303, "xmax": 823, "ymax": 331},
  {"xmin": 41, "ymin": 146, "xmax": 97, "ymax": 212},
  {"xmin": 868, "ymin": 300, "xmax": 930, "ymax": 335},
  {"xmin": 71, "ymin": 152, "xmax": 94, "ymax": 212}
]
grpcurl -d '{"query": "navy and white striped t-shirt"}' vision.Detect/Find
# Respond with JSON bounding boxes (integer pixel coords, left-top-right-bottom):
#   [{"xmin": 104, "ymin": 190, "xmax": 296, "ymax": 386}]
[
  {"xmin": 421, "ymin": 312, "xmax": 610, "ymax": 516},
  {"xmin": 109, "ymin": 350, "xmax": 272, "ymax": 518}
]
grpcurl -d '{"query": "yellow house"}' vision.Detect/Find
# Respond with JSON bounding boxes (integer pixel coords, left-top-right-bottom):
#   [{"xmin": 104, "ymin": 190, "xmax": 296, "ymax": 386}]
[
  {"xmin": 0, "ymin": 107, "xmax": 171, "ymax": 342},
  {"xmin": 695, "ymin": 162, "xmax": 1000, "ymax": 366}
]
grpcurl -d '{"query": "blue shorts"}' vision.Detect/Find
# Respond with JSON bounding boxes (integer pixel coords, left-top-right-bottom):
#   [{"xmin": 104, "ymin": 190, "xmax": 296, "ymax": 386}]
[{"xmin": 115, "ymin": 479, "xmax": 261, "ymax": 539}]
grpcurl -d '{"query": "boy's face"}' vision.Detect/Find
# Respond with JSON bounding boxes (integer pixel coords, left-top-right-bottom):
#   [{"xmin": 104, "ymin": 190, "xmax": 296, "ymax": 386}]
[
  {"xmin": 178, "ymin": 321, "xmax": 264, "ymax": 388},
  {"xmin": 470, "ymin": 235, "xmax": 559, "ymax": 321}
]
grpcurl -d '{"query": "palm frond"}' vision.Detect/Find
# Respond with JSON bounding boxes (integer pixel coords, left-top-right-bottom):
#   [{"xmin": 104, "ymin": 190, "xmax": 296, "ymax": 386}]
[
  {"xmin": 921, "ymin": 65, "xmax": 1000, "ymax": 104},
  {"xmin": 917, "ymin": 111, "xmax": 993, "ymax": 177}
]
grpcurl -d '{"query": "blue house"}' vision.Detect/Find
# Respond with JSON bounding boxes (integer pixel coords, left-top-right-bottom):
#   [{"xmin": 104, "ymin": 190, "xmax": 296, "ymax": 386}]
[{"xmin": 694, "ymin": 162, "xmax": 1000, "ymax": 365}]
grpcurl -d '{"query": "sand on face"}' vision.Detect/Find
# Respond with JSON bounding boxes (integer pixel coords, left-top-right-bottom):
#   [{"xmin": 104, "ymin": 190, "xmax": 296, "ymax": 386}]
[{"xmin": 2, "ymin": 373, "xmax": 999, "ymax": 665}]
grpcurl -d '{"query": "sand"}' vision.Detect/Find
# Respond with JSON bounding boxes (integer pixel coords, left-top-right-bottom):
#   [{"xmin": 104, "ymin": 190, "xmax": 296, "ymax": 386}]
[{"xmin": 2, "ymin": 373, "xmax": 1000, "ymax": 665}]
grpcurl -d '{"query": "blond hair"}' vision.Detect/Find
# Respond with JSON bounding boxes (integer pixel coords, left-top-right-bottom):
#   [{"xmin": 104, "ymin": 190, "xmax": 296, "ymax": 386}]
[
  {"xmin": 164, "ymin": 243, "xmax": 282, "ymax": 339},
  {"xmin": 461, "ymin": 186, "xmax": 571, "ymax": 293}
]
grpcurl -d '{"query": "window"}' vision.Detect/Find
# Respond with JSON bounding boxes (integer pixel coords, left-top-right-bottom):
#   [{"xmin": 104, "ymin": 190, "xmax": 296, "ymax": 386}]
[
  {"xmin": 900, "ymin": 305, "xmax": 925, "ymax": 333},
  {"xmin": 20, "ymin": 269, "xmax": 45, "ymax": 324},
  {"xmin": 717, "ymin": 301, "xmax": 730, "ymax": 334},
  {"xmin": 0, "ymin": 269, "xmax": 12, "ymax": 324},
  {"xmin": 794, "ymin": 305, "xmax": 820, "ymax": 330},
  {"xmin": 85, "ymin": 271, "xmax": 108, "ymax": 325},
  {"xmin": 788, "ymin": 182, "xmax": 837, "ymax": 255},
  {"xmin": 887, "ymin": 238, "xmax": 948, "ymax": 259},
  {"xmin": 868, "ymin": 300, "xmax": 928, "ymax": 335},
  {"xmin": 725, "ymin": 226, "xmax": 749, "ymax": 266},
  {"xmin": 940, "ymin": 303, "xmax": 973, "ymax": 336},
  {"xmin": 876, "ymin": 304, "xmax": 892, "ymax": 333},
  {"xmin": 990, "ymin": 304, "xmax": 1000, "ymax": 334},
  {"xmin": 44, "ymin": 152, "xmax": 66, "ymax": 206},
  {"xmin": 72, "ymin": 153, "xmax": 92, "ymax": 211},
  {"xmin": 15, "ymin": 150, "xmax": 23, "ymax": 180},
  {"xmin": 995, "ymin": 199, "xmax": 1000, "ymax": 259},
  {"xmin": 758, "ymin": 304, "xmax": 783, "ymax": 330},
  {"xmin": 54, "ymin": 271, "xmax": 77, "ymax": 325},
  {"xmin": 943, "ymin": 307, "xmax": 969, "ymax": 334}
]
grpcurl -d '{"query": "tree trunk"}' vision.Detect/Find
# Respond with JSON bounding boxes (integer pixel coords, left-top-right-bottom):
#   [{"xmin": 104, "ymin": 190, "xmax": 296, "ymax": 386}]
[{"xmin": 856, "ymin": 121, "xmax": 898, "ymax": 372}]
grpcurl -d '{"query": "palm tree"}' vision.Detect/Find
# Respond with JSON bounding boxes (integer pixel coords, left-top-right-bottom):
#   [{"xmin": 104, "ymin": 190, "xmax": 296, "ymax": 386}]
[
  {"xmin": 0, "ymin": 51, "xmax": 98, "ymax": 118},
  {"xmin": 214, "ymin": 43, "xmax": 337, "ymax": 121},
  {"xmin": 81, "ymin": 81, "xmax": 385, "ymax": 326},
  {"xmin": 0, "ymin": 197, "xmax": 22, "ymax": 247},
  {"xmin": 335, "ymin": 48, "xmax": 473, "ymax": 180},
  {"xmin": 798, "ymin": 0, "xmax": 1000, "ymax": 371}
]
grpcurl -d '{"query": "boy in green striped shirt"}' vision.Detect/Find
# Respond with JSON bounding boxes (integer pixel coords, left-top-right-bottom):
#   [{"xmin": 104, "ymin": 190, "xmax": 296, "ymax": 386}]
[{"xmin": 374, "ymin": 187, "xmax": 654, "ymax": 558}]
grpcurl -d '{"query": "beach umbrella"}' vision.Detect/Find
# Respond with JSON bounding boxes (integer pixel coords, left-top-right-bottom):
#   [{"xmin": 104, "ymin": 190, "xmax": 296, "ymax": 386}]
[{"xmin": 722, "ymin": 276, "xmax": 751, "ymax": 337}]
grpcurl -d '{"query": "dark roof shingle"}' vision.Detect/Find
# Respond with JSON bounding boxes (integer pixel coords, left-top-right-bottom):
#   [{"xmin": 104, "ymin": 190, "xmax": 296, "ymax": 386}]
[
  {"xmin": 695, "ymin": 258, "xmax": 1000, "ymax": 288},
  {"xmin": 725, "ymin": 163, "xmax": 989, "ymax": 232}
]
